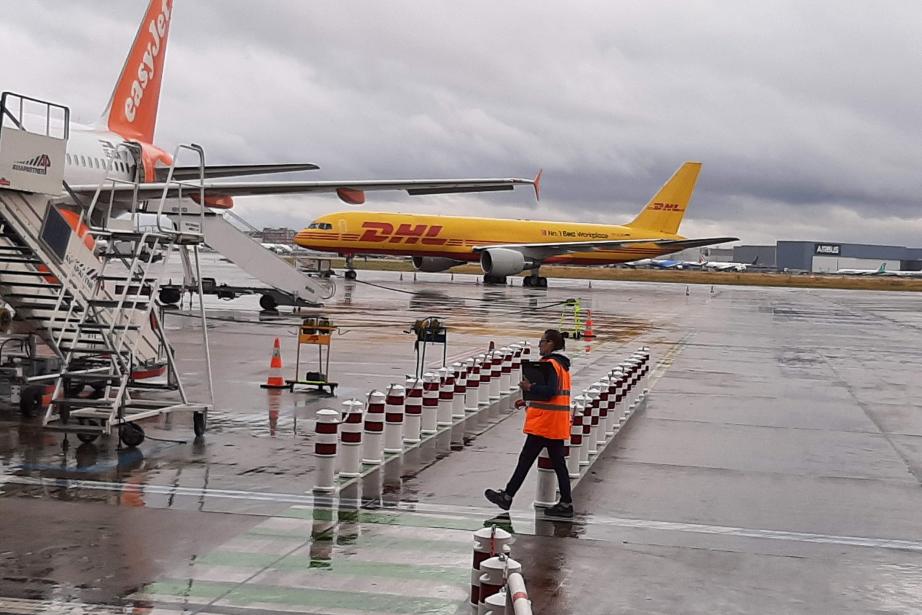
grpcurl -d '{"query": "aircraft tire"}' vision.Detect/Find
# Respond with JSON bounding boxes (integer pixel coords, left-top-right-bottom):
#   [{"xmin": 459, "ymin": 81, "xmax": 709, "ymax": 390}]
[
  {"xmin": 538, "ymin": 277, "xmax": 548, "ymax": 288},
  {"xmin": 344, "ymin": 270, "xmax": 357, "ymax": 280},
  {"xmin": 259, "ymin": 294, "xmax": 279, "ymax": 311},
  {"xmin": 159, "ymin": 287, "xmax": 181, "ymax": 305}
]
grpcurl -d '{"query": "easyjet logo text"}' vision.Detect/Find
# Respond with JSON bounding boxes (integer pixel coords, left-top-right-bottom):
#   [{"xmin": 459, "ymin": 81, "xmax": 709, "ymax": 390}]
[
  {"xmin": 359, "ymin": 222, "xmax": 447, "ymax": 245},
  {"xmin": 124, "ymin": 0, "xmax": 171, "ymax": 123},
  {"xmin": 650, "ymin": 202, "xmax": 682, "ymax": 211}
]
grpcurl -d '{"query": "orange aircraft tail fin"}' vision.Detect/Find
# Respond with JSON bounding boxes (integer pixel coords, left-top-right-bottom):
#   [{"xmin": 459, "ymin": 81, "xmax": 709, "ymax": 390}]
[
  {"xmin": 626, "ymin": 162, "xmax": 701, "ymax": 236},
  {"xmin": 100, "ymin": 0, "xmax": 174, "ymax": 143}
]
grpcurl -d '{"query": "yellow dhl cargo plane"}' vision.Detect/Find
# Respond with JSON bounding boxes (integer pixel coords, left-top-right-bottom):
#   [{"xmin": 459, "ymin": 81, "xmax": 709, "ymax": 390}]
[{"xmin": 295, "ymin": 162, "xmax": 737, "ymax": 287}]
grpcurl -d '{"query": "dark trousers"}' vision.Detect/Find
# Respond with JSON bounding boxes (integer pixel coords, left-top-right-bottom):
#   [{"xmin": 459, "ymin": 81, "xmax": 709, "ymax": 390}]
[{"xmin": 505, "ymin": 434, "xmax": 572, "ymax": 504}]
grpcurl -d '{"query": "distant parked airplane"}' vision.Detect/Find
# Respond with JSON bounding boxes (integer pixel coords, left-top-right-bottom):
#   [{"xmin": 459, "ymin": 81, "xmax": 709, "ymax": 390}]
[
  {"xmin": 703, "ymin": 257, "xmax": 758, "ymax": 272},
  {"xmin": 834, "ymin": 263, "xmax": 887, "ymax": 275}
]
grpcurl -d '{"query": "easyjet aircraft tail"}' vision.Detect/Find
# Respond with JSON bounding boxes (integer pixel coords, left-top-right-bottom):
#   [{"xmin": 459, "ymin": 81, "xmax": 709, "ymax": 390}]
[
  {"xmin": 626, "ymin": 161, "xmax": 701, "ymax": 236},
  {"xmin": 99, "ymin": 0, "xmax": 173, "ymax": 143}
]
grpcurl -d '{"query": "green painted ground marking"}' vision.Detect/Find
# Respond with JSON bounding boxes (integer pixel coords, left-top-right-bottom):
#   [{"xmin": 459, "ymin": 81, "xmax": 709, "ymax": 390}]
[
  {"xmin": 146, "ymin": 579, "xmax": 462, "ymax": 614},
  {"xmin": 244, "ymin": 527, "xmax": 472, "ymax": 554},
  {"xmin": 280, "ymin": 507, "xmax": 484, "ymax": 532},
  {"xmin": 196, "ymin": 550, "xmax": 468, "ymax": 583}
]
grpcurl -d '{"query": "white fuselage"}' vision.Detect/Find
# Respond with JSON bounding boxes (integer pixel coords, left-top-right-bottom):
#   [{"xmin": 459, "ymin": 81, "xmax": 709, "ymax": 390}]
[{"xmin": 61, "ymin": 123, "xmax": 138, "ymax": 186}]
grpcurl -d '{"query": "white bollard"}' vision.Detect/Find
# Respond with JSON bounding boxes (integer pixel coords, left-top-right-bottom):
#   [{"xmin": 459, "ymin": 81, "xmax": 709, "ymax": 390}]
[
  {"xmin": 383, "ymin": 385, "xmax": 406, "ymax": 454},
  {"xmin": 478, "ymin": 354, "xmax": 491, "ymax": 406},
  {"xmin": 465, "ymin": 358, "xmax": 481, "ymax": 412},
  {"xmin": 479, "ymin": 556, "xmax": 522, "ymax": 611},
  {"xmin": 451, "ymin": 362, "xmax": 467, "ymax": 419},
  {"xmin": 589, "ymin": 384, "xmax": 606, "ymax": 450},
  {"xmin": 421, "ymin": 372, "xmax": 439, "ymax": 434},
  {"xmin": 489, "ymin": 351, "xmax": 503, "ymax": 402},
  {"xmin": 362, "ymin": 391, "xmax": 385, "ymax": 465},
  {"xmin": 533, "ymin": 448, "xmax": 558, "ymax": 508},
  {"xmin": 596, "ymin": 380, "xmax": 611, "ymax": 445},
  {"xmin": 437, "ymin": 366, "xmax": 454, "ymax": 426},
  {"xmin": 313, "ymin": 409, "xmax": 340, "ymax": 492},
  {"xmin": 498, "ymin": 347, "xmax": 512, "ymax": 397},
  {"xmin": 471, "ymin": 527, "xmax": 513, "ymax": 607},
  {"xmin": 404, "ymin": 376, "xmax": 422, "ymax": 444},
  {"xmin": 506, "ymin": 571, "xmax": 532, "ymax": 615},
  {"xmin": 568, "ymin": 406, "xmax": 583, "ymax": 479},
  {"xmin": 339, "ymin": 399, "xmax": 364, "ymax": 477},
  {"xmin": 480, "ymin": 590, "xmax": 507, "ymax": 615},
  {"xmin": 509, "ymin": 344, "xmax": 523, "ymax": 393}
]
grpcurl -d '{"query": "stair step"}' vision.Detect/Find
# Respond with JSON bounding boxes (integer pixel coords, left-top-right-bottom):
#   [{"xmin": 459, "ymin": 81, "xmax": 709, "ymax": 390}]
[
  {"xmin": 52, "ymin": 398, "xmax": 117, "ymax": 408},
  {"xmin": 0, "ymin": 256, "xmax": 42, "ymax": 264},
  {"xmin": 64, "ymin": 374, "xmax": 124, "ymax": 384},
  {"xmin": 87, "ymin": 298, "xmax": 150, "ymax": 308}
]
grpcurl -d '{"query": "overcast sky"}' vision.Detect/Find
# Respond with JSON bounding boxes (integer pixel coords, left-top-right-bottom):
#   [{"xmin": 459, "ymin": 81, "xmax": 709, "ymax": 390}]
[{"xmin": 3, "ymin": 1, "xmax": 921, "ymax": 247}]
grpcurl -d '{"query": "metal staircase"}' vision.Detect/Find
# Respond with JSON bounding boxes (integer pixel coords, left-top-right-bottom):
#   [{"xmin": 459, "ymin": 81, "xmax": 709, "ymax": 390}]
[{"xmin": 0, "ymin": 91, "xmax": 213, "ymax": 447}]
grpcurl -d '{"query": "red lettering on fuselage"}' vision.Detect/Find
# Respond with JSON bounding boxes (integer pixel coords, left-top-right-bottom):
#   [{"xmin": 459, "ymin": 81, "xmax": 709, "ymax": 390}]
[{"xmin": 358, "ymin": 221, "xmax": 446, "ymax": 245}]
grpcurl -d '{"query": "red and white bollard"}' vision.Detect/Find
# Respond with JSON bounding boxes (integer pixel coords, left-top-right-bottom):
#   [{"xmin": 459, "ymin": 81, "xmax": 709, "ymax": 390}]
[
  {"xmin": 465, "ymin": 358, "xmax": 481, "ymax": 412},
  {"xmin": 452, "ymin": 362, "xmax": 467, "ymax": 419},
  {"xmin": 383, "ymin": 384, "xmax": 406, "ymax": 454},
  {"xmin": 362, "ymin": 391, "xmax": 386, "ymax": 465},
  {"xmin": 477, "ymin": 354, "xmax": 491, "ymax": 407},
  {"xmin": 421, "ymin": 372, "xmax": 439, "ymax": 434},
  {"xmin": 339, "ymin": 399, "xmax": 364, "ymax": 478},
  {"xmin": 574, "ymin": 395, "xmax": 591, "ymax": 467},
  {"xmin": 313, "ymin": 409, "xmax": 340, "ymax": 492},
  {"xmin": 489, "ymin": 351, "xmax": 503, "ymax": 402},
  {"xmin": 568, "ymin": 405, "xmax": 582, "ymax": 479},
  {"xmin": 605, "ymin": 373, "xmax": 619, "ymax": 438},
  {"xmin": 596, "ymin": 380, "xmax": 611, "ymax": 445},
  {"xmin": 509, "ymin": 344, "xmax": 523, "ymax": 393},
  {"xmin": 404, "ymin": 376, "xmax": 422, "ymax": 444},
  {"xmin": 533, "ymin": 447, "xmax": 558, "ymax": 508},
  {"xmin": 479, "ymin": 555, "xmax": 522, "ymax": 612},
  {"xmin": 498, "ymin": 347, "xmax": 511, "ymax": 397},
  {"xmin": 471, "ymin": 526, "xmax": 513, "ymax": 607},
  {"xmin": 589, "ymin": 384, "xmax": 607, "ymax": 450},
  {"xmin": 437, "ymin": 366, "xmax": 454, "ymax": 427}
]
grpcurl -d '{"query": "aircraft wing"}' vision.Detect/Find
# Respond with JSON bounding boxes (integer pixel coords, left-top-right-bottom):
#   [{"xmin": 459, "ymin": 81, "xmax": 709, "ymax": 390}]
[
  {"xmin": 153, "ymin": 163, "xmax": 320, "ymax": 181},
  {"xmin": 67, "ymin": 176, "xmax": 536, "ymax": 206},
  {"xmin": 472, "ymin": 236, "xmax": 737, "ymax": 260}
]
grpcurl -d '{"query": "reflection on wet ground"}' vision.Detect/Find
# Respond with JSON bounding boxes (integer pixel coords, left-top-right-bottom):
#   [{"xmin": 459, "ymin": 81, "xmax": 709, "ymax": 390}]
[{"xmin": 3, "ymin": 272, "xmax": 922, "ymax": 613}]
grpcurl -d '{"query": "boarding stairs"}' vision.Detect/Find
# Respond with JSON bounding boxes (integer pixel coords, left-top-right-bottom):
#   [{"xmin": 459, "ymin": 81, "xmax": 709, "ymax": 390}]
[{"xmin": 0, "ymin": 92, "xmax": 212, "ymax": 446}]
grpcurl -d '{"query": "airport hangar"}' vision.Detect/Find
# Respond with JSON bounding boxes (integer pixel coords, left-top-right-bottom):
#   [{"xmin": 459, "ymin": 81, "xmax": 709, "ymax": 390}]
[{"xmin": 695, "ymin": 242, "xmax": 922, "ymax": 273}]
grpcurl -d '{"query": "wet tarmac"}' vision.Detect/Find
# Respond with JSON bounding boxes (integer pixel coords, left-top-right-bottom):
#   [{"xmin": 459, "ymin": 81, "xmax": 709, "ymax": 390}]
[{"xmin": 2, "ymin": 268, "xmax": 922, "ymax": 614}]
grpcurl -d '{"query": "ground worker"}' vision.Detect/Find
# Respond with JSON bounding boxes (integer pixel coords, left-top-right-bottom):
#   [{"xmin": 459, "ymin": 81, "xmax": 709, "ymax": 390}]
[{"xmin": 485, "ymin": 329, "xmax": 573, "ymax": 518}]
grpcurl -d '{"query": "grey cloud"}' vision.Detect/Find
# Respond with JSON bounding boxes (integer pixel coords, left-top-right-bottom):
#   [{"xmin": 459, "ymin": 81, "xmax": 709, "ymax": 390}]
[{"xmin": 2, "ymin": 0, "xmax": 921, "ymax": 245}]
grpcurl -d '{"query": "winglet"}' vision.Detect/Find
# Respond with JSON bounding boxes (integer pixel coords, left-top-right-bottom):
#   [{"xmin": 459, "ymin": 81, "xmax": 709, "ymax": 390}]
[{"xmin": 533, "ymin": 169, "xmax": 543, "ymax": 202}]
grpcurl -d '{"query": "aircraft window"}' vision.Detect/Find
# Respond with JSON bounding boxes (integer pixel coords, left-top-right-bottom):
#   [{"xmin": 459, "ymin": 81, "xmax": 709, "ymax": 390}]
[
  {"xmin": 307, "ymin": 222, "xmax": 333, "ymax": 230},
  {"xmin": 80, "ymin": 155, "xmax": 87, "ymax": 167},
  {"xmin": 93, "ymin": 158, "xmax": 100, "ymax": 169},
  {"xmin": 66, "ymin": 154, "xmax": 72, "ymax": 165}
]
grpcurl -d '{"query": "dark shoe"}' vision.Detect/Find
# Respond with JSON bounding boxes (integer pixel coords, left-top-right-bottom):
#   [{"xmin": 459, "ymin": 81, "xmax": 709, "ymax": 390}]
[
  {"xmin": 545, "ymin": 501, "xmax": 574, "ymax": 518},
  {"xmin": 485, "ymin": 488, "xmax": 513, "ymax": 511}
]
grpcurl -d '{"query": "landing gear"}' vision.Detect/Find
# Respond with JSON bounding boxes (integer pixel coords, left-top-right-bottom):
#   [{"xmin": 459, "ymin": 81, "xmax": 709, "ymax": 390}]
[
  {"xmin": 483, "ymin": 274, "xmax": 507, "ymax": 285},
  {"xmin": 259, "ymin": 293, "xmax": 278, "ymax": 311},
  {"xmin": 344, "ymin": 255, "xmax": 357, "ymax": 280},
  {"xmin": 523, "ymin": 274, "xmax": 548, "ymax": 288}
]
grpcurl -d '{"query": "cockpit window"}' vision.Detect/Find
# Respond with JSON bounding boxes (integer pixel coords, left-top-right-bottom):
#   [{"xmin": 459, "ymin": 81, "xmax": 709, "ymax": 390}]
[{"xmin": 307, "ymin": 222, "xmax": 333, "ymax": 230}]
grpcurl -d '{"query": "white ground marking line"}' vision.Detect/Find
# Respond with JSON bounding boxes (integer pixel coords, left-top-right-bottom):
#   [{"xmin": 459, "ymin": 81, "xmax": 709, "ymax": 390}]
[{"xmin": 4, "ymin": 474, "xmax": 921, "ymax": 554}]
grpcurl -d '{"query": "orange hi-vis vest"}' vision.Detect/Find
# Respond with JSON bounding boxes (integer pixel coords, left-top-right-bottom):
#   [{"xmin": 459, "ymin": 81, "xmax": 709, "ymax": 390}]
[{"xmin": 524, "ymin": 357, "xmax": 572, "ymax": 440}]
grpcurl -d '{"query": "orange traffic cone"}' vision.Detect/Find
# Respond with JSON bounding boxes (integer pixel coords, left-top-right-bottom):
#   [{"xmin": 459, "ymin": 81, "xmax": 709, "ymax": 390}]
[
  {"xmin": 260, "ymin": 337, "xmax": 289, "ymax": 389},
  {"xmin": 583, "ymin": 310, "xmax": 596, "ymax": 340}
]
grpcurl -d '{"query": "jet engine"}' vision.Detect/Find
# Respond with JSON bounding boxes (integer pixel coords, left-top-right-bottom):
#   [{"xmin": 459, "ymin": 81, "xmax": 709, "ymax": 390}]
[
  {"xmin": 411, "ymin": 256, "xmax": 465, "ymax": 272},
  {"xmin": 480, "ymin": 248, "xmax": 528, "ymax": 277}
]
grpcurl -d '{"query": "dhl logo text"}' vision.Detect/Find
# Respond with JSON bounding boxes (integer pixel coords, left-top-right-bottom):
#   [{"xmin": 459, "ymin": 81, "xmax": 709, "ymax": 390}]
[
  {"xmin": 650, "ymin": 202, "xmax": 683, "ymax": 211},
  {"xmin": 359, "ymin": 222, "xmax": 447, "ymax": 245}
]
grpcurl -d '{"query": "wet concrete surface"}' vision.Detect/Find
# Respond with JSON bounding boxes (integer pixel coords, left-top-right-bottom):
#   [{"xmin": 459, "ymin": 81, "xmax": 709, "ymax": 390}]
[{"xmin": 2, "ymin": 268, "xmax": 922, "ymax": 614}]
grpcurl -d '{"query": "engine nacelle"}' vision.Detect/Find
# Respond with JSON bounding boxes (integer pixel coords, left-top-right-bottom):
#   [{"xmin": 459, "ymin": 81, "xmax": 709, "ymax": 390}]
[
  {"xmin": 480, "ymin": 248, "xmax": 527, "ymax": 276},
  {"xmin": 411, "ymin": 256, "xmax": 465, "ymax": 272}
]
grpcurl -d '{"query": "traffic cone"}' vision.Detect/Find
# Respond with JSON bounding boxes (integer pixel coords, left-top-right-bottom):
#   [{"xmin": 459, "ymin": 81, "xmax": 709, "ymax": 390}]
[
  {"xmin": 583, "ymin": 310, "xmax": 596, "ymax": 340},
  {"xmin": 260, "ymin": 337, "xmax": 289, "ymax": 389}
]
